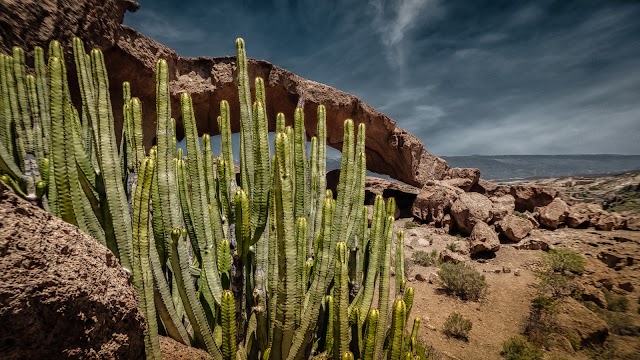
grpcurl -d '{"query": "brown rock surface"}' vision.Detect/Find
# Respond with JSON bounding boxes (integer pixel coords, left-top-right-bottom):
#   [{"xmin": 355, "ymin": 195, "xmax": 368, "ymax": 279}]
[
  {"xmin": 496, "ymin": 214, "xmax": 535, "ymax": 242},
  {"xmin": 510, "ymin": 185, "xmax": 558, "ymax": 212},
  {"xmin": 539, "ymin": 198, "xmax": 569, "ymax": 229},
  {"xmin": 468, "ymin": 222, "xmax": 500, "ymax": 254},
  {"xmin": 411, "ymin": 181, "xmax": 463, "ymax": 227},
  {"xmin": 450, "ymin": 192, "xmax": 493, "ymax": 234},
  {"xmin": 565, "ymin": 202, "xmax": 601, "ymax": 228},
  {"xmin": 490, "ymin": 194, "xmax": 515, "ymax": 223},
  {"xmin": 160, "ymin": 336, "xmax": 211, "ymax": 360},
  {"xmin": 443, "ymin": 167, "xmax": 480, "ymax": 192},
  {"xmin": 554, "ymin": 298, "xmax": 609, "ymax": 347},
  {"xmin": 0, "ymin": 182, "xmax": 145, "ymax": 359}
]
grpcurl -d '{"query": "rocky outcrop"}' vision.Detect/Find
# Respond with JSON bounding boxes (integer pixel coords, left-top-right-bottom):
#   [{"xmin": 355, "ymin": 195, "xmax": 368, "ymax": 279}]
[
  {"xmin": 468, "ymin": 222, "xmax": 500, "ymax": 254},
  {"xmin": 0, "ymin": 0, "xmax": 468, "ymax": 188},
  {"xmin": 442, "ymin": 167, "xmax": 480, "ymax": 192},
  {"xmin": 510, "ymin": 185, "xmax": 558, "ymax": 212},
  {"xmin": 496, "ymin": 214, "xmax": 535, "ymax": 242},
  {"xmin": 539, "ymin": 198, "xmax": 570, "ymax": 229},
  {"xmin": 0, "ymin": 182, "xmax": 145, "ymax": 359},
  {"xmin": 450, "ymin": 192, "xmax": 493, "ymax": 234},
  {"xmin": 411, "ymin": 181, "xmax": 463, "ymax": 227},
  {"xmin": 565, "ymin": 203, "xmax": 599, "ymax": 228}
]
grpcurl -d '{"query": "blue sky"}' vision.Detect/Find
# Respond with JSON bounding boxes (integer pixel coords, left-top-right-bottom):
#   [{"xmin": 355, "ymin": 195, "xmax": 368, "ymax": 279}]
[{"xmin": 124, "ymin": 0, "xmax": 640, "ymax": 156}]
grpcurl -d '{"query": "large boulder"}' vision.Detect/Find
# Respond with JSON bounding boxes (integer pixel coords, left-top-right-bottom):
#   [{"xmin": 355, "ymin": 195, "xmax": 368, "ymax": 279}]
[
  {"xmin": 0, "ymin": 182, "xmax": 145, "ymax": 359},
  {"xmin": 539, "ymin": 198, "xmax": 569, "ymax": 229},
  {"xmin": 468, "ymin": 222, "xmax": 500, "ymax": 254},
  {"xmin": 490, "ymin": 194, "xmax": 515, "ymax": 223},
  {"xmin": 0, "ymin": 0, "xmax": 462, "ymax": 188},
  {"xmin": 510, "ymin": 185, "xmax": 558, "ymax": 212},
  {"xmin": 442, "ymin": 167, "xmax": 480, "ymax": 192},
  {"xmin": 411, "ymin": 181, "xmax": 463, "ymax": 227},
  {"xmin": 450, "ymin": 192, "xmax": 493, "ymax": 234},
  {"xmin": 591, "ymin": 211, "xmax": 625, "ymax": 231},
  {"xmin": 565, "ymin": 203, "xmax": 600, "ymax": 228},
  {"xmin": 496, "ymin": 214, "xmax": 535, "ymax": 242}
]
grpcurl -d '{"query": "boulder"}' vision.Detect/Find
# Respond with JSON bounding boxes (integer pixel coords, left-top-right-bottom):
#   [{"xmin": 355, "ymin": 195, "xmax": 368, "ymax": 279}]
[
  {"xmin": 450, "ymin": 192, "xmax": 493, "ymax": 234},
  {"xmin": 0, "ymin": 182, "xmax": 145, "ymax": 359},
  {"xmin": 468, "ymin": 222, "xmax": 500, "ymax": 254},
  {"xmin": 591, "ymin": 211, "xmax": 624, "ymax": 231},
  {"xmin": 512, "ymin": 238, "xmax": 550, "ymax": 251},
  {"xmin": 364, "ymin": 176, "xmax": 419, "ymax": 218},
  {"xmin": 490, "ymin": 194, "xmax": 515, "ymax": 223},
  {"xmin": 565, "ymin": 203, "xmax": 599, "ymax": 228},
  {"xmin": 442, "ymin": 167, "xmax": 480, "ymax": 192},
  {"xmin": 496, "ymin": 214, "xmax": 534, "ymax": 242},
  {"xmin": 510, "ymin": 185, "xmax": 558, "ymax": 212},
  {"xmin": 554, "ymin": 298, "xmax": 609, "ymax": 347},
  {"xmin": 539, "ymin": 198, "xmax": 569, "ymax": 229},
  {"xmin": 411, "ymin": 181, "xmax": 463, "ymax": 227},
  {"xmin": 470, "ymin": 178, "xmax": 510, "ymax": 197}
]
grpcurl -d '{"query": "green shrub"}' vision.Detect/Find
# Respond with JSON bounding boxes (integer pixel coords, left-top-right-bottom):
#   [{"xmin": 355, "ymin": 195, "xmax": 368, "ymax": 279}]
[
  {"xmin": 536, "ymin": 249, "xmax": 584, "ymax": 298},
  {"xmin": 501, "ymin": 336, "xmax": 543, "ymax": 360},
  {"xmin": 405, "ymin": 221, "xmax": 418, "ymax": 229},
  {"xmin": 524, "ymin": 297, "xmax": 558, "ymax": 347},
  {"xmin": 446, "ymin": 242, "xmax": 458, "ymax": 252},
  {"xmin": 412, "ymin": 250, "xmax": 440, "ymax": 267},
  {"xmin": 513, "ymin": 211, "xmax": 528, "ymax": 219},
  {"xmin": 546, "ymin": 249, "xmax": 585, "ymax": 275},
  {"xmin": 443, "ymin": 312, "xmax": 472, "ymax": 340},
  {"xmin": 438, "ymin": 262, "xmax": 488, "ymax": 301},
  {"xmin": 603, "ymin": 289, "xmax": 629, "ymax": 312}
]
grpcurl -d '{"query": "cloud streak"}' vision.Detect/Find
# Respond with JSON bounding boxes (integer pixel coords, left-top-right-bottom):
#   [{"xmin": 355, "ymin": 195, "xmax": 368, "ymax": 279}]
[{"xmin": 125, "ymin": 0, "xmax": 640, "ymax": 156}]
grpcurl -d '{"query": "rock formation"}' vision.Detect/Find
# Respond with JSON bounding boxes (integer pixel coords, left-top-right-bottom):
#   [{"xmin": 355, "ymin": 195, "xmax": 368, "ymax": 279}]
[
  {"xmin": 0, "ymin": 0, "xmax": 463, "ymax": 188},
  {"xmin": 0, "ymin": 182, "xmax": 145, "ymax": 359}
]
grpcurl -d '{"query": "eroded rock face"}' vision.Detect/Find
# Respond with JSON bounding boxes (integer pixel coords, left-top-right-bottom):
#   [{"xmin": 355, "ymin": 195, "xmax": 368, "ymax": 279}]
[
  {"xmin": 490, "ymin": 194, "xmax": 515, "ymax": 223},
  {"xmin": 554, "ymin": 298, "xmax": 609, "ymax": 347},
  {"xmin": 450, "ymin": 192, "xmax": 493, "ymax": 234},
  {"xmin": 0, "ymin": 182, "xmax": 145, "ymax": 359},
  {"xmin": 510, "ymin": 185, "xmax": 558, "ymax": 212},
  {"xmin": 411, "ymin": 181, "xmax": 463, "ymax": 227}
]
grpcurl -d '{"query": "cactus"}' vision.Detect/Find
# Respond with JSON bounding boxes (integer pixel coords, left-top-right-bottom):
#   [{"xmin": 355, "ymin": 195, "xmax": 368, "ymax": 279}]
[{"xmin": 0, "ymin": 38, "xmax": 423, "ymax": 360}]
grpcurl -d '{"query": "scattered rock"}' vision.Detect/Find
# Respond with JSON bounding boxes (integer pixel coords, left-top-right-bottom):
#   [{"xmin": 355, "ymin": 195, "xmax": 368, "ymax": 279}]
[
  {"xmin": 502, "ymin": 266, "xmax": 511, "ymax": 274},
  {"xmin": 512, "ymin": 238, "xmax": 550, "ymax": 251},
  {"xmin": 510, "ymin": 185, "xmax": 558, "ymax": 212},
  {"xmin": 428, "ymin": 272, "xmax": 440, "ymax": 284},
  {"xmin": 554, "ymin": 298, "xmax": 609, "ymax": 347},
  {"xmin": 490, "ymin": 194, "xmax": 516, "ymax": 223},
  {"xmin": 625, "ymin": 215, "xmax": 640, "ymax": 231},
  {"xmin": 450, "ymin": 192, "xmax": 493, "ymax": 234},
  {"xmin": 591, "ymin": 211, "xmax": 624, "ymax": 231},
  {"xmin": 539, "ymin": 198, "xmax": 569, "ymax": 229},
  {"xmin": 514, "ymin": 269, "xmax": 521, "ymax": 276},
  {"xmin": 415, "ymin": 273, "xmax": 427, "ymax": 282},
  {"xmin": 496, "ymin": 214, "xmax": 535, "ymax": 242},
  {"xmin": 0, "ymin": 182, "xmax": 145, "ymax": 359},
  {"xmin": 440, "ymin": 249, "xmax": 467, "ymax": 264},
  {"xmin": 468, "ymin": 222, "xmax": 500, "ymax": 254}
]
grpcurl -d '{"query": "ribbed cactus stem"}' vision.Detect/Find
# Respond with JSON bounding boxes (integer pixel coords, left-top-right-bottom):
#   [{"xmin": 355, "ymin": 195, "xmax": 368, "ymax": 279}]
[
  {"xmin": 373, "ymin": 215, "xmax": 395, "ymax": 359},
  {"xmin": 395, "ymin": 230, "xmax": 405, "ymax": 296},
  {"xmin": 387, "ymin": 298, "xmax": 407, "ymax": 360},
  {"xmin": 333, "ymin": 242, "xmax": 350, "ymax": 359},
  {"xmin": 222, "ymin": 290, "xmax": 238, "ymax": 360},
  {"xmin": 409, "ymin": 317, "xmax": 421, "ymax": 352},
  {"xmin": 362, "ymin": 309, "xmax": 379, "ymax": 360},
  {"xmin": 293, "ymin": 107, "xmax": 307, "ymax": 219},
  {"xmin": 131, "ymin": 158, "xmax": 161, "ymax": 359},
  {"xmin": 251, "ymin": 97, "xmax": 270, "ymax": 243},
  {"xmin": 236, "ymin": 38, "xmax": 254, "ymax": 194}
]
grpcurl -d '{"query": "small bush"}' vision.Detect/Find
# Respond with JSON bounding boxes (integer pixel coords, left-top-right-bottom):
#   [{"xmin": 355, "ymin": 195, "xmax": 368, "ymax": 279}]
[
  {"xmin": 603, "ymin": 289, "xmax": 629, "ymax": 312},
  {"xmin": 405, "ymin": 221, "xmax": 418, "ymax": 229},
  {"xmin": 438, "ymin": 262, "xmax": 488, "ymax": 301},
  {"xmin": 536, "ymin": 249, "xmax": 584, "ymax": 298},
  {"xmin": 546, "ymin": 249, "xmax": 585, "ymax": 275},
  {"xmin": 412, "ymin": 250, "xmax": 440, "ymax": 267},
  {"xmin": 524, "ymin": 297, "xmax": 558, "ymax": 347},
  {"xmin": 501, "ymin": 336, "xmax": 543, "ymax": 360},
  {"xmin": 513, "ymin": 211, "xmax": 529, "ymax": 219},
  {"xmin": 446, "ymin": 242, "xmax": 458, "ymax": 252},
  {"xmin": 443, "ymin": 312, "xmax": 472, "ymax": 340}
]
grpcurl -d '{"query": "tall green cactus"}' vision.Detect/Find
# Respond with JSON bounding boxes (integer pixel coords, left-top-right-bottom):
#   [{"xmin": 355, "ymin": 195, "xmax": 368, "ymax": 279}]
[{"xmin": 0, "ymin": 37, "xmax": 424, "ymax": 360}]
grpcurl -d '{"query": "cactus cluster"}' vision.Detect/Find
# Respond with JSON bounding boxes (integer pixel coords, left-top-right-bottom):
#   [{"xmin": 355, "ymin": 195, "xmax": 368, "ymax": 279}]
[{"xmin": 0, "ymin": 38, "xmax": 423, "ymax": 359}]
